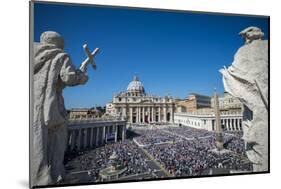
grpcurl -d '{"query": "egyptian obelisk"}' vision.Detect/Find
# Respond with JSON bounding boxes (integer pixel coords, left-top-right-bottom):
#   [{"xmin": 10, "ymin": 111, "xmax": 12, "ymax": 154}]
[{"xmin": 214, "ymin": 89, "xmax": 224, "ymax": 151}]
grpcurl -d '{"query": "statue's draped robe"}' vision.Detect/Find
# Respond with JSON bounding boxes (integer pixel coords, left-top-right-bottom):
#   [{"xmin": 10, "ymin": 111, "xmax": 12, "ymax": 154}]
[
  {"xmin": 220, "ymin": 40, "xmax": 268, "ymax": 172},
  {"xmin": 32, "ymin": 43, "xmax": 88, "ymax": 186}
]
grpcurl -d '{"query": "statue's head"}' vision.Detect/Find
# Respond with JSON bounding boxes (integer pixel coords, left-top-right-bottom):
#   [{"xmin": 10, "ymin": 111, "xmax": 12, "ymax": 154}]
[
  {"xmin": 40, "ymin": 31, "xmax": 64, "ymax": 49},
  {"xmin": 239, "ymin": 26, "xmax": 264, "ymax": 44}
]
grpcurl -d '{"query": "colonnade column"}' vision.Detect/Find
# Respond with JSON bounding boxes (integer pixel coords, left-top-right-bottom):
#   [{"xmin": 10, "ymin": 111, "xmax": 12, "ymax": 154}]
[
  {"xmin": 104, "ymin": 126, "xmax": 108, "ymax": 141},
  {"xmin": 83, "ymin": 129, "xmax": 87, "ymax": 149},
  {"xmin": 77, "ymin": 129, "xmax": 81, "ymax": 151},
  {"xmin": 225, "ymin": 119, "xmax": 228, "ymax": 130},
  {"xmin": 239, "ymin": 119, "xmax": 243, "ymax": 131},
  {"xmin": 70, "ymin": 130, "xmax": 75, "ymax": 151},
  {"xmin": 96, "ymin": 127, "xmax": 99, "ymax": 146},
  {"xmin": 226, "ymin": 119, "xmax": 229, "ymax": 130},
  {"xmin": 89, "ymin": 128, "xmax": 93, "ymax": 148},
  {"xmin": 102, "ymin": 126, "xmax": 106, "ymax": 144}
]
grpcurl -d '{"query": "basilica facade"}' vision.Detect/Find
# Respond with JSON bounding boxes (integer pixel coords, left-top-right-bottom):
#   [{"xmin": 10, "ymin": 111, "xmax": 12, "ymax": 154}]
[{"xmin": 106, "ymin": 76, "xmax": 175, "ymax": 124}]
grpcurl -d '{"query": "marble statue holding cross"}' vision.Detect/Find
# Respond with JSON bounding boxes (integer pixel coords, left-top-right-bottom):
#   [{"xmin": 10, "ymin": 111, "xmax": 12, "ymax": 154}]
[{"xmin": 31, "ymin": 31, "xmax": 99, "ymax": 186}]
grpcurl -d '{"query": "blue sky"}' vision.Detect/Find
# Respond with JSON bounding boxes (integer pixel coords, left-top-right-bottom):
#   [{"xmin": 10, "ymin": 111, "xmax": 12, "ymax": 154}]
[{"xmin": 34, "ymin": 2, "xmax": 269, "ymax": 108}]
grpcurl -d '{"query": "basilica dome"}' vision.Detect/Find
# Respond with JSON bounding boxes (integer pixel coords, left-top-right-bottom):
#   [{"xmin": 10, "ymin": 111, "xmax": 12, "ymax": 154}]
[{"xmin": 127, "ymin": 76, "xmax": 145, "ymax": 95}]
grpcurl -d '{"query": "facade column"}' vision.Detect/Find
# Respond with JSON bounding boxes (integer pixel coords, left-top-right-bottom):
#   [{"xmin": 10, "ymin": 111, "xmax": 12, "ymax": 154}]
[
  {"xmin": 136, "ymin": 107, "xmax": 138, "ymax": 123},
  {"xmin": 137, "ymin": 107, "xmax": 139, "ymax": 123},
  {"xmin": 129, "ymin": 107, "xmax": 133, "ymax": 124},
  {"xmin": 137, "ymin": 107, "xmax": 140, "ymax": 123},
  {"xmin": 158, "ymin": 107, "xmax": 161, "ymax": 122},
  {"xmin": 152, "ymin": 107, "xmax": 155, "ymax": 123},
  {"xmin": 148, "ymin": 107, "xmax": 151, "ymax": 123},
  {"xmin": 122, "ymin": 125, "xmax": 126, "ymax": 140},
  {"xmin": 163, "ymin": 106, "xmax": 167, "ymax": 122},
  {"xmin": 122, "ymin": 107, "xmax": 126, "ymax": 120},
  {"xmin": 114, "ymin": 125, "xmax": 118, "ymax": 142},
  {"xmin": 139, "ymin": 107, "xmax": 141, "ymax": 123},
  {"xmin": 142, "ymin": 107, "xmax": 145, "ymax": 123},
  {"xmin": 77, "ymin": 129, "xmax": 82, "ymax": 151},
  {"xmin": 171, "ymin": 106, "xmax": 174, "ymax": 123}
]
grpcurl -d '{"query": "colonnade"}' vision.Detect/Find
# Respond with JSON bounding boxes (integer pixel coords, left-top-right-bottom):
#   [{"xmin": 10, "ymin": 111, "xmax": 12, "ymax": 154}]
[
  {"xmin": 174, "ymin": 113, "xmax": 243, "ymax": 132},
  {"xmin": 220, "ymin": 118, "xmax": 242, "ymax": 131},
  {"xmin": 211, "ymin": 118, "xmax": 242, "ymax": 131},
  {"xmin": 66, "ymin": 123, "xmax": 126, "ymax": 152}
]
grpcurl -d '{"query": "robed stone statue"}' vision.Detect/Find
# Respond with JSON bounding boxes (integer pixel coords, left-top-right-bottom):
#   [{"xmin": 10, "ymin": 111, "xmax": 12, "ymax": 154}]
[
  {"xmin": 31, "ymin": 31, "xmax": 95, "ymax": 186},
  {"xmin": 220, "ymin": 26, "xmax": 268, "ymax": 172}
]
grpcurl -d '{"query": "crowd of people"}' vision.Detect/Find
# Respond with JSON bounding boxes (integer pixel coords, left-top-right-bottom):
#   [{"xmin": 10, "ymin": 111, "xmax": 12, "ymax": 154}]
[
  {"xmin": 145, "ymin": 137, "xmax": 251, "ymax": 176},
  {"xmin": 65, "ymin": 124, "xmax": 252, "ymax": 181},
  {"xmin": 164, "ymin": 126, "xmax": 213, "ymax": 139},
  {"xmin": 65, "ymin": 140, "xmax": 151, "ymax": 182},
  {"xmin": 138, "ymin": 126, "xmax": 252, "ymax": 176},
  {"xmin": 133, "ymin": 128, "xmax": 180, "ymax": 146}
]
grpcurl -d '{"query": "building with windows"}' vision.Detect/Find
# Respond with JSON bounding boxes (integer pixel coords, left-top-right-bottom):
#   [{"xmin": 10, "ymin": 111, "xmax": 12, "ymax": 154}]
[
  {"xmin": 106, "ymin": 76, "xmax": 175, "ymax": 124},
  {"xmin": 174, "ymin": 92, "xmax": 243, "ymax": 132},
  {"xmin": 211, "ymin": 92, "xmax": 242, "ymax": 113},
  {"xmin": 175, "ymin": 93, "xmax": 211, "ymax": 113},
  {"xmin": 68, "ymin": 108, "xmax": 103, "ymax": 119}
]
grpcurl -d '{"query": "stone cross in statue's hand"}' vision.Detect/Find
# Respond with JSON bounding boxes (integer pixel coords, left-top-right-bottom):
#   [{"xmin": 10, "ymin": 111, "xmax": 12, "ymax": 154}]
[{"xmin": 79, "ymin": 44, "xmax": 100, "ymax": 72}]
